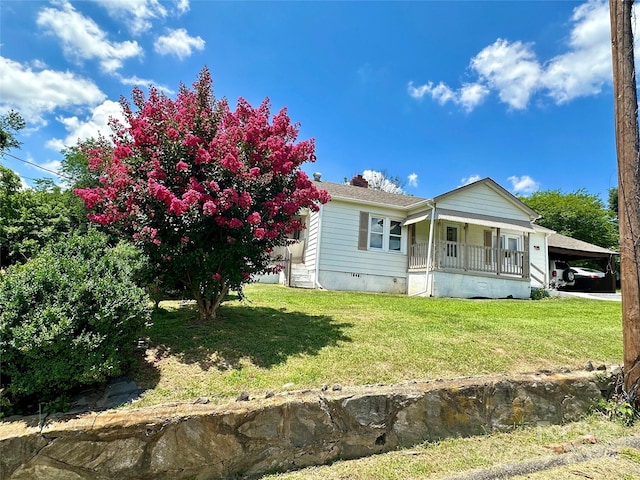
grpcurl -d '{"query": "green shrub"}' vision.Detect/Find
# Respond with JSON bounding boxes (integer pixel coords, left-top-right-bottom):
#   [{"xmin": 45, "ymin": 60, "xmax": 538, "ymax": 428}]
[
  {"xmin": 0, "ymin": 230, "xmax": 151, "ymax": 415},
  {"xmin": 530, "ymin": 287, "xmax": 550, "ymax": 300}
]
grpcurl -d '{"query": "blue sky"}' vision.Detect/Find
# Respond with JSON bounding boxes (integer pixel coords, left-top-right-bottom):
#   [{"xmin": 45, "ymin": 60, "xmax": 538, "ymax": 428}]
[{"xmin": 0, "ymin": 0, "xmax": 622, "ymax": 201}]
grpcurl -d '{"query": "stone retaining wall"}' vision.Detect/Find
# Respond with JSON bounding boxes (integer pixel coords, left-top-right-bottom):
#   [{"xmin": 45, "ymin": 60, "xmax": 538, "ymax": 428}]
[{"xmin": 0, "ymin": 370, "xmax": 613, "ymax": 480}]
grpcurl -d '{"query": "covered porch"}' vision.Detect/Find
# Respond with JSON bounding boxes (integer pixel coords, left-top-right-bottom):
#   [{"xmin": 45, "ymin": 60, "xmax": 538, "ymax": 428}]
[
  {"xmin": 404, "ymin": 208, "xmax": 536, "ymax": 298},
  {"xmin": 409, "ymin": 239, "xmax": 529, "ymax": 278}
]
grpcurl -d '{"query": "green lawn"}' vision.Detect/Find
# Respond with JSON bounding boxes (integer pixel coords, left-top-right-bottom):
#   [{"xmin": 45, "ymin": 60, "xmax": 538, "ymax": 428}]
[{"xmin": 131, "ymin": 284, "xmax": 622, "ymax": 408}]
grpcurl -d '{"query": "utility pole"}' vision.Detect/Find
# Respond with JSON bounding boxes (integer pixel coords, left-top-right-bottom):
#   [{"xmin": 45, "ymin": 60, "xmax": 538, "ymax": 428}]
[{"xmin": 610, "ymin": 0, "xmax": 640, "ymax": 400}]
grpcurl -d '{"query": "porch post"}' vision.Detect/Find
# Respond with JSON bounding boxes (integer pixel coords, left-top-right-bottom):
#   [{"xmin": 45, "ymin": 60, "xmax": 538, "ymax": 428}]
[
  {"xmin": 463, "ymin": 223, "xmax": 469, "ymax": 271},
  {"xmin": 425, "ymin": 204, "xmax": 436, "ymax": 294},
  {"xmin": 523, "ymin": 232, "xmax": 530, "ymax": 279},
  {"xmin": 496, "ymin": 228, "xmax": 502, "ymax": 275}
]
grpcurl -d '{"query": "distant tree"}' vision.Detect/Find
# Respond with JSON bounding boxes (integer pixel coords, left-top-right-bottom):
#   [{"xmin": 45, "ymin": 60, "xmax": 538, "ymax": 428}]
[
  {"xmin": 75, "ymin": 67, "xmax": 330, "ymax": 321},
  {"xmin": 0, "ymin": 110, "xmax": 26, "ymax": 153},
  {"xmin": 60, "ymin": 137, "xmax": 109, "ymax": 190},
  {"xmin": 2, "ymin": 183, "xmax": 82, "ymax": 266},
  {"xmin": 520, "ymin": 189, "xmax": 618, "ymax": 249},
  {"xmin": 361, "ymin": 170, "xmax": 405, "ymax": 194},
  {"xmin": 0, "ymin": 166, "xmax": 22, "ymax": 267}
]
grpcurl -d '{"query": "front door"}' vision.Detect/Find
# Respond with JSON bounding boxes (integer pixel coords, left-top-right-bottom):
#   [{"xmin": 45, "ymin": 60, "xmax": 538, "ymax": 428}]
[
  {"xmin": 444, "ymin": 225, "xmax": 458, "ymax": 268},
  {"xmin": 501, "ymin": 235, "xmax": 519, "ymax": 273}
]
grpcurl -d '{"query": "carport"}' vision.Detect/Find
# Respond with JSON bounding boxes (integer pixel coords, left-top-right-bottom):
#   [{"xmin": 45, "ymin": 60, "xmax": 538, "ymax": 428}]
[{"xmin": 548, "ymin": 233, "xmax": 618, "ymax": 293}]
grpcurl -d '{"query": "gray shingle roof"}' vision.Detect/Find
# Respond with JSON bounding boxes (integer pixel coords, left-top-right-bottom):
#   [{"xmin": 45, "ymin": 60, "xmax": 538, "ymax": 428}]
[
  {"xmin": 313, "ymin": 181, "xmax": 428, "ymax": 209},
  {"xmin": 548, "ymin": 233, "xmax": 618, "ymax": 255}
]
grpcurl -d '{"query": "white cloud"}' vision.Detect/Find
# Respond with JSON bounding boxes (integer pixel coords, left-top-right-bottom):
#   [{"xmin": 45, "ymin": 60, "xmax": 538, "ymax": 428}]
[
  {"xmin": 507, "ymin": 175, "xmax": 540, "ymax": 195},
  {"xmin": 409, "ymin": 0, "xmax": 617, "ymax": 112},
  {"xmin": 20, "ymin": 153, "xmax": 62, "ymax": 184},
  {"xmin": 0, "ymin": 57, "xmax": 106, "ymax": 125},
  {"xmin": 46, "ymin": 100, "xmax": 126, "ymax": 151},
  {"xmin": 154, "ymin": 28, "xmax": 205, "ymax": 60},
  {"xmin": 471, "ymin": 39, "xmax": 542, "ymax": 110},
  {"xmin": 115, "ymin": 73, "xmax": 175, "ymax": 94},
  {"xmin": 407, "ymin": 81, "xmax": 489, "ymax": 112},
  {"xmin": 37, "ymin": 0, "xmax": 142, "ymax": 73},
  {"xmin": 459, "ymin": 83, "xmax": 491, "ymax": 112},
  {"xmin": 92, "ymin": 0, "xmax": 168, "ymax": 35},
  {"xmin": 177, "ymin": 0, "xmax": 190, "ymax": 14},
  {"xmin": 40, "ymin": 159, "xmax": 63, "ymax": 174},
  {"xmin": 407, "ymin": 172, "xmax": 418, "ymax": 188},
  {"xmin": 460, "ymin": 175, "xmax": 482, "ymax": 186},
  {"xmin": 407, "ymin": 82, "xmax": 430, "ymax": 99},
  {"xmin": 542, "ymin": 0, "xmax": 612, "ymax": 103}
]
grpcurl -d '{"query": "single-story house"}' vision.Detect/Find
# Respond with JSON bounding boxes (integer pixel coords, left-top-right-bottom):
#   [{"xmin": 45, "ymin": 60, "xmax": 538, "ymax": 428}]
[{"xmin": 263, "ymin": 176, "xmax": 557, "ymax": 299}]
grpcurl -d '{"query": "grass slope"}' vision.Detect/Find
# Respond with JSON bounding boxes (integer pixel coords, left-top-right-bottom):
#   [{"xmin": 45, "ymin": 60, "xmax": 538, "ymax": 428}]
[
  {"xmin": 259, "ymin": 417, "xmax": 640, "ymax": 479},
  {"xmin": 131, "ymin": 284, "xmax": 622, "ymax": 408}
]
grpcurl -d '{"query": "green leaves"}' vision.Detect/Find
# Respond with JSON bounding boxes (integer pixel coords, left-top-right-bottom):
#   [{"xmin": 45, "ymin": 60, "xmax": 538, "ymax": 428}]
[
  {"xmin": 0, "ymin": 230, "xmax": 152, "ymax": 414},
  {"xmin": 521, "ymin": 189, "xmax": 619, "ymax": 249}
]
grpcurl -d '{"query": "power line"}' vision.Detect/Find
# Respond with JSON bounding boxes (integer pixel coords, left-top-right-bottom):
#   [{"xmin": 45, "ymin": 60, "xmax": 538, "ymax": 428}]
[{"xmin": 1, "ymin": 151, "xmax": 73, "ymax": 181}]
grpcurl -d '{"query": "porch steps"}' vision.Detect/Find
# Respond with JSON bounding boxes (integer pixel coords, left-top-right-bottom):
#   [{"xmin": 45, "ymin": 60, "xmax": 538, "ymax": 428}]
[{"xmin": 290, "ymin": 264, "xmax": 315, "ymax": 289}]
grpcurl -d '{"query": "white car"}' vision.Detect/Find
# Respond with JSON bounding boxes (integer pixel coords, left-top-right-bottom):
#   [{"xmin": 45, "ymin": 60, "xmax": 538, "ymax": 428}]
[
  {"xmin": 570, "ymin": 266, "xmax": 605, "ymax": 279},
  {"xmin": 549, "ymin": 260, "xmax": 575, "ymax": 289}
]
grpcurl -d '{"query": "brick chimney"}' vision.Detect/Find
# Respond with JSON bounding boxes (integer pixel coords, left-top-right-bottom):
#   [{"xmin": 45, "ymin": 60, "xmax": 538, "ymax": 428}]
[{"xmin": 350, "ymin": 174, "xmax": 369, "ymax": 188}]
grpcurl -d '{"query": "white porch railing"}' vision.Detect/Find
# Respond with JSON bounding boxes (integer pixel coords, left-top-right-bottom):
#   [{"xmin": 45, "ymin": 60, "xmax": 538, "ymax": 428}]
[{"xmin": 409, "ymin": 241, "xmax": 528, "ymax": 277}]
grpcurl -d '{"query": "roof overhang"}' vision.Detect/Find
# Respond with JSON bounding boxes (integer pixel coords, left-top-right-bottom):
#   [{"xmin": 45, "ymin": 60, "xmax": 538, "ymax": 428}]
[
  {"xmin": 403, "ymin": 208, "xmax": 535, "ymax": 232},
  {"xmin": 402, "ymin": 210, "xmax": 432, "ymax": 226}
]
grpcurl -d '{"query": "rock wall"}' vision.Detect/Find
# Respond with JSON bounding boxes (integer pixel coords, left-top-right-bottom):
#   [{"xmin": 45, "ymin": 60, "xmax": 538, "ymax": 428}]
[{"xmin": 0, "ymin": 370, "xmax": 612, "ymax": 480}]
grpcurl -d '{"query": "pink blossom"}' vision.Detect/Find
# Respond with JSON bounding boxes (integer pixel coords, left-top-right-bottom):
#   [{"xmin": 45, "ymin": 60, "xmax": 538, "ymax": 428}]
[
  {"xmin": 253, "ymin": 228, "xmax": 265, "ymax": 240},
  {"xmin": 169, "ymin": 198, "xmax": 187, "ymax": 216},
  {"xmin": 176, "ymin": 160, "xmax": 189, "ymax": 171},
  {"xmin": 228, "ymin": 218, "xmax": 244, "ymax": 229},
  {"xmin": 203, "ymin": 201, "xmax": 217, "ymax": 216},
  {"xmin": 182, "ymin": 188, "xmax": 201, "ymax": 205},
  {"xmin": 74, "ymin": 188, "xmax": 103, "ymax": 209},
  {"xmin": 249, "ymin": 167, "xmax": 261, "ymax": 177},
  {"xmin": 212, "ymin": 273, "xmax": 222, "ymax": 281},
  {"xmin": 195, "ymin": 148, "xmax": 211, "ymax": 164},
  {"xmin": 166, "ymin": 127, "xmax": 180, "ymax": 140},
  {"xmin": 113, "ymin": 145, "xmax": 133, "ymax": 159},
  {"xmin": 183, "ymin": 133, "xmax": 202, "ymax": 147},
  {"xmin": 221, "ymin": 153, "xmax": 241, "ymax": 173},
  {"xmin": 181, "ymin": 236, "xmax": 190, "ymax": 244},
  {"xmin": 189, "ymin": 177, "xmax": 205, "ymax": 192},
  {"xmin": 247, "ymin": 212, "xmax": 261, "ymax": 225}
]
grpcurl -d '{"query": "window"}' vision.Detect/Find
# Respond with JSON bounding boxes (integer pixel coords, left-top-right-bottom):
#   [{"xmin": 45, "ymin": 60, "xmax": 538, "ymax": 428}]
[{"xmin": 359, "ymin": 212, "xmax": 403, "ymax": 252}]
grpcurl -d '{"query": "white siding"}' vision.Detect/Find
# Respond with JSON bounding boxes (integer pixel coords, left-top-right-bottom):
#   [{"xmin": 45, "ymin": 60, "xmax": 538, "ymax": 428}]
[
  {"xmin": 528, "ymin": 231, "xmax": 549, "ymax": 289},
  {"xmin": 318, "ymin": 201, "xmax": 408, "ymax": 280},
  {"xmin": 437, "ymin": 183, "xmax": 531, "ymax": 222},
  {"xmin": 305, "ymin": 209, "xmax": 320, "ymax": 274}
]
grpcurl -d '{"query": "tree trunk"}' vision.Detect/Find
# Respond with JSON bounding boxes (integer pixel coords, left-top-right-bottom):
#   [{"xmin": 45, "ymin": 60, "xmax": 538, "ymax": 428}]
[
  {"xmin": 193, "ymin": 284, "xmax": 229, "ymax": 322},
  {"xmin": 610, "ymin": 0, "xmax": 640, "ymax": 400}
]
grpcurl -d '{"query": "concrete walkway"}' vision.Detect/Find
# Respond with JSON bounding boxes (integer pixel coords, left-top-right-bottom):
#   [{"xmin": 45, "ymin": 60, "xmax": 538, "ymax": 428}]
[{"xmin": 549, "ymin": 290, "xmax": 621, "ymax": 302}]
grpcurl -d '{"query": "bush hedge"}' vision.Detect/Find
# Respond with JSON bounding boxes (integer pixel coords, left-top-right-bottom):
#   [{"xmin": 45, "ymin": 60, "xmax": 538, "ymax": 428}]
[{"xmin": 0, "ymin": 230, "xmax": 151, "ymax": 415}]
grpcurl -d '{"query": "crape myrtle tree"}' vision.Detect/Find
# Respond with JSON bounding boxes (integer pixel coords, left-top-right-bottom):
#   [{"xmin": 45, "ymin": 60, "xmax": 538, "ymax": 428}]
[{"xmin": 75, "ymin": 67, "xmax": 330, "ymax": 321}]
